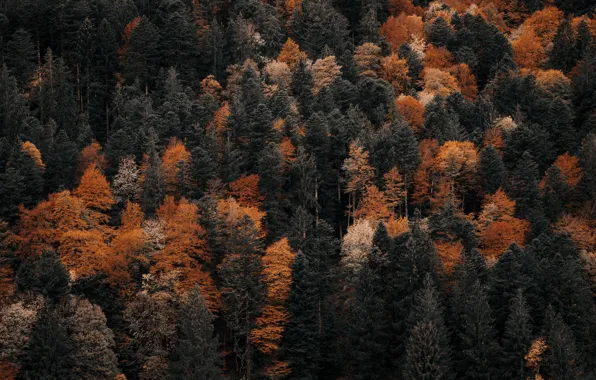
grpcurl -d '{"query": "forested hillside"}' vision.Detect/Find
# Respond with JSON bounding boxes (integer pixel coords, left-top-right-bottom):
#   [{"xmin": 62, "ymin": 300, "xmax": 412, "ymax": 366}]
[{"xmin": 1, "ymin": 0, "xmax": 596, "ymax": 379}]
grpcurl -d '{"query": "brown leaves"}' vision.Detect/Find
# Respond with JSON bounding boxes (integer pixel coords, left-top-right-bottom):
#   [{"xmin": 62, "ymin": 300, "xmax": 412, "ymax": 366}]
[
  {"xmin": 396, "ymin": 95, "xmax": 424, "ymax": 133},
  {"xmin": 278, "ymin": 38, "xmax": 307, "ymax": 69},
  {"xmin": 74, "ymin": 163, "xmax": 114, "ymax": 212},
  {"xmin": 21, "ymin": 141, "xmax": 45, "ymax": 169},
  {"xmin": 161, "ymin": 138, "xmax": 192, "ymax": 196},
  {"xmin": 380, "ymin": 53, "xmax": 409, "ymax": 94},
  {"xmin": 380, "ymin": 14, "xmax": 424, "ymax": 50},
  {"xmin": 553, "ymin": 153, "xmax": 582, "ymax": 188}
]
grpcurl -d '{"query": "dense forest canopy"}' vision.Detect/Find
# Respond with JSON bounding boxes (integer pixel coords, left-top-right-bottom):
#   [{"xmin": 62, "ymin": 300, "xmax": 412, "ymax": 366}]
[{"xmin": 1, "ymin": 0, "xmax": 596, "ymax": 379}]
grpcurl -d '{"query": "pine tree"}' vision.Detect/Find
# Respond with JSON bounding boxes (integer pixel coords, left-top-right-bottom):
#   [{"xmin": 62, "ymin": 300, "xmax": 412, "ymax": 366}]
[
  {"xmin": 142, "ymin": 156, "xmax": 165, "ymax": 215},
  {"xmin": 347, "ymin": 262, "xmax": 389, "ymax": 380},
  {"xmin": 479, "ymin": 146, "xmax": 506, "ymax": 194},
  {"xmin": 542, "ymin": 164, "xmax": 569, "ymax": 221},
  {"xmin": 45, "ymin": 129, "xmax": 78, "ymax": 192},
  {"xmin": 291, "ymin": 59, "xmax": 315, "ymax": 118},
  {"xmin": 284, "ymin": 251, "xmax": 322, "ymax": 380},
  {"xmin": 17, "ymin": 306, "xmax": 72, "ymax": 380},
  {"xmin": 509, "ymin": 151, "xmax": 543, "ymax": 220},
  {"xmin": 488, "ymin": 243, "xmax": 534, "ymax": 335},
  {"xmin": 217, "ymin": 216, "xmax": 265, "ymax": 380},
  {"xmin": 389, "ymin": 221, "xmax": 441, "ymax": 369},
  {"xmin": 257, "ymin": 142, "xmax": 288, "ymax": 241},
  {"xmin": 65, "ymin": 298, "xmax": 119, "ymax": 380},
  {"xmin": 454, "ymin": 279, "xmax": 499, "ymax": 380},
  {"xmin": 541, "ymin": 306, "xmax": 584, "ymax": 380},
  {"xmin": 403, "ymin": 276, "xmax": 454, "ymax": 380},
  {"xmin": 550, "ymin": 19, "xmax": 578, "ymax": 73},
  {"xmin": 499, "ymin": 290, "xmax": 532, "ymax": 380},
  {"xmin": 169, "ymin": 287, "xmax": 222, "ymax": 380},
  {"xmin": 120, "ymin": 17, "xmax": 160, "ymax": 92},
  {"xmin": 16, "ymin": 250, "xmax": 70, "ymax": 301},
  {"xmin": 5, "ymin": 29, "xmax": 37, "ymax": 86}
]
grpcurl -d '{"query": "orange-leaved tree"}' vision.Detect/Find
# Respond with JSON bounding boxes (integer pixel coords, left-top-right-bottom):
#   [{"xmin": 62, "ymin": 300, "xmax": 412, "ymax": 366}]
[
  {"xmin": 73, "ymin": 162, "xmax": 114, "ymax": 214},
  {"xmin": 553, "ymin": 153, "xmax": 582, "ymax": 188},
  {"xmin": 76, "ymin": 141, "xmax": 106, "ymax": 182},
  {"xmin": 229, "ymin": 174, "xmax": 264, "ymax": 208},
  {"xmin": 250, "ymin": 238, "xmax": 295, "ymax": 378},
  {"xmin": 380, "ymin": 52, "xmax": 409, "ymax": 94},
  {"xmin": 354, "ymin": 185, "xmax": 392, "ymax": 222},
  {"xmin": 396, "ymin": 95, "xmax": 424, "ymax": 133},
  {"xmin": 161, "ymin": 138, "xmax": 192, "ymax": 197},
  {"xmin": 278, "ymin": 38, "xmax": 308, "ymax": 69},
  {"xmin": 151, "ymin": 197, "xmax": 220, "ymax": 309},
  {"xmin": 21, "ymin": 141, "xmax": 45, "ymax": 169},
  {"xmin": 478, "ymin": 190, "xmax": 529, "ymax": 259},
  {"xmin": 343, "ymin": 140, "xmax": 375, "ymax": 223}
]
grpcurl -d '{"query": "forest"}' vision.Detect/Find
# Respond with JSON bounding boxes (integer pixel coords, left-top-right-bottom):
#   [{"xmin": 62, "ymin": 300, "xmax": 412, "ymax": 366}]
[{"xmin": 0, "ymin": 0, "xmax": 596, "ymax": 379}]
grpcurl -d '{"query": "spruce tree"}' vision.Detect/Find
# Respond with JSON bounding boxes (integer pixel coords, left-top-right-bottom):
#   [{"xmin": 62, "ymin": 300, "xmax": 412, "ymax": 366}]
[
  {"xmin": 541, "ymin": 306, "xmax": 584, "ymax": 380},
  {"xmin": 18, "ymin": 306, "xmax": 73, "ymax": 380},
  {"xmin": 347, "ymin": 261, "xmax": 389, "ymax": 380},
  {"xmin": 403, "ymin": 276, "xmax": 454, "ymax": 380},
  {"xmin": 479, "ymin": 146, "xmax": 505, "ymax": 194},
  {"xmin": 16, "ymin": 250, "xmax": 70, "ymax": 301},
  {"xmin": 550, "ymin": 19, "xmax": 578, "ymax": 73},
  {"xmin": 284, "ymin": 251, "xmax": 322, "ymax": 380},
  {"xmin": 65, "ymin": 298, "xmax": 119, "ymax": 380},
  {"xmin": 499, "ymin": 290, "xmax": 532, "ymax": 380},
  {"xmin": 45, "ymin": 129, "xmax": 78, "ymax": 192},
  {"xmin": 454, "ymin": 279, "xmax": 499, "ymax": 380},
  {"xmin": 5, "ymin": 28, "xmax": 37, "ymax": 86},
  {"xmin": 169, "ymin": 287, "xmax": 222, "ymax": 380}
]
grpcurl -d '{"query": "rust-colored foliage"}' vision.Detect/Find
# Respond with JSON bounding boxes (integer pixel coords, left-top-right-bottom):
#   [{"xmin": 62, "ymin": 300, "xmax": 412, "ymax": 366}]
[
  {"xmin": 435, "ymin": 240, "xmax": 463, "ymax": 274},
  {"xmin": 159, "ymin": 198, "xmax": 208, "ymax": 262},
  {"xmin": 479, "ymin": 218, "xmax": 529, "ymax": 259},
  {"xmin": 200, "ymin": 75, "xmax": 223, "ymax": 100},
  {"xmin": 522, "ymin": 6, "xmax": 564, "ymax": 46},
  {"xmin": 279, "ymin": 137, "xmax": 296, "ymax": 167},
  {"xmin": 118, "ymin": 16, "xmax": 142, "ymax": 62},
  {"xmin": 449, "ymin": 63, "xmax": 478, "ymax": 100},
  {"xmin": 261, "ymin": 238, "xmax": 295, "ymax": 303},
  {"xmin": 396, "ymin": 95, "xmax": 424, "ymax": 133},
  {"xmin": 354, "ymin": 185, "xmax": 392, "ymax": 222},
  {"xmin": 152, "ymin": 197, "xmax": 220, "ymax": 308},
  {"xmin": 412, "ymin": 139, "xmax": 439, "ymax": 205},
  {"xmin": 0, "ymin": 361, "xmax": 18, "ymax": 380},
  {"xmin": 379, "ymin": 14, "xmax": 424, "ymax": 50},
  {"xmin": 21, "ymin": 141, "xmax": 45, "ymax": 169},
  {"xmin": 479, "ymin": 188, "xmax": 516, "ymax": 226},
  {"xmin": 424, "ymin": 44, "xmax": 454, "ymax": 70},
  {"xmin": 512, "ymin": 28, "xmax": 545, "ymax": 69},
  {"xmin": 553, "ymin": 153, "xmax": 582, "ymax": 188},
  {"xmin": 380, "ymin": 52, "xmax": 409, "ymax": 94},
  {"xmin": 386, "ymin": 216, "xmax": 410, "ymax": 237},
  {"xmin": 384, "ymin": 167, "xmax": 406, "ymax": 209},
  {"xmin": 555, "ymin": 215, "xmax": 596, "ymax": 251},
  {"xmin": 251, "ymin": 238, "xmax": 295, "ymax": 366},
  {"xmin": 343, "ymin": 140, "xmax": 375, "ymax": 196},
  {"xmin": 436, "ymin": 141, "xmax": 478, "ymax": 194},
  {"xmin": 229, "ymin": 174, "xmax": 264, "ymax": 208},
  {"xmin": 161, "ymin": 137, "xmax": 192, "ymax": 196},
  {"xmin": 74, "ymin": 163, "xmax": 114, "ymax": 212},
  {"xmin": 76, "ymin": 141, "xmax": 106, "ymax": 181},
  {"xmin": 217, "ymin": 197, "xmax": 266, "ymax": 235},
  {"xmin": 278, "ymin": 38, "xmax": 308, "ymax": 69}
]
